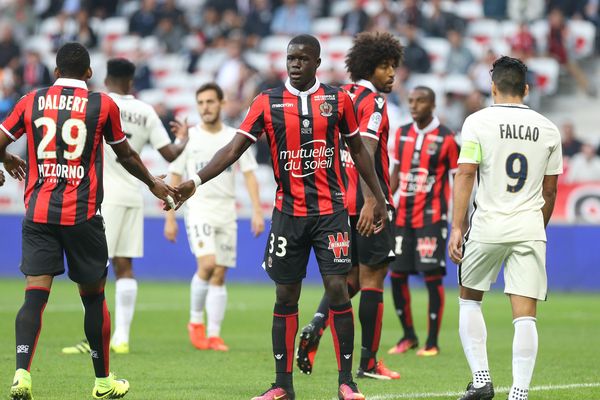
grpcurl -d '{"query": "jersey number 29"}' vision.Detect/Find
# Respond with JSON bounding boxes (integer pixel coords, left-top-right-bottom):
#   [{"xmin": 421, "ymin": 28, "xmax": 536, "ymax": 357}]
[{"xmin": 35, "ymin": 117, "xmax": 87, "ymax": 160}]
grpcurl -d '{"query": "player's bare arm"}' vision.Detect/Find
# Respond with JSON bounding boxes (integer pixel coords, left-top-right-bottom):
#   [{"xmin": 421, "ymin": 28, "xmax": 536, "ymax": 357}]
[
  {"xmin": 158, "ymin": 118, "xmax": 190, "ymax": 162},
  {"xmin": 541, "ymin": 175, "xmax": 559, "ymax": 227},
  {"xmin": 164, "ymin": 172, "xmax": 183, "ymax": 242},
  {"xmin": 344, "ymin": 132, "xmax": 387, "ymax": 236},
  {"xmin": 448, "ymin": 163, "xmax": 478, "ymax": 264},
  {"xmin": 110, "ymin": 139, "xmax": 177, "ymax": 209},
  {"xmin": 355, "ymin": 136, "xmax": 380, "ymax": 237},
  {"xmin": 175, "ymin": 134, "xmax": 252, "ymax": 209},
  {"xmin": 243, "ymin": 170, "xmax": 265, "ymax": 237},
  {"xmin": 390, "ymin": 162, "xmax": 400, "ymax": 194},
  {"xmin": 0, "ymin": 134, "xmax": 26, "ymax": 181}
]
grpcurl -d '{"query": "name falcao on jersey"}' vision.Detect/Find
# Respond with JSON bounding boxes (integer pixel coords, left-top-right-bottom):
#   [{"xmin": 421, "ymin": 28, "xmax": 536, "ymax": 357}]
[{"xmin": 500, "ymin": 124, "xmax": 539, "ymax": 142}]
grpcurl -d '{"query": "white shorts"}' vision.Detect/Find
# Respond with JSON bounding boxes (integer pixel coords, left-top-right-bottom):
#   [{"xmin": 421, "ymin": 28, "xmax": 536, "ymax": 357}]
[
  {"xmin": 103, "ymin": 205, "xmax": 144, "ymax": 259},
  {"xmin": 458, "ymin": 240, "xmax": 547, "ymax": 301},
  {"xmin": 185, "ymin": 215, "xmax": 237, "ymax": 268}
]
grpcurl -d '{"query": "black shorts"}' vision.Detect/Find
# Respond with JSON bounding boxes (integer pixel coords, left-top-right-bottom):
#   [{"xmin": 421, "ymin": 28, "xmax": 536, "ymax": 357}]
[
  {"xmin": 263, "ymin": 209, "xmax": 352, "ymax": 284},
  {"xmin": 349, "ymin": 206, "xmax": 396, "ymax": 267},
  {"xmin": 21, "ymin": 215, "xmax": 109, "ymax": 284},
  {"xmin": 389, "ymin": 221, "xmax": 447, "ymax": 275}
]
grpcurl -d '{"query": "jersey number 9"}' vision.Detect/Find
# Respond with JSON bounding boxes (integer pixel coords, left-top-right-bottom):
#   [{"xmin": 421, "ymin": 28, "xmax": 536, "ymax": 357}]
[{"xmin": 505, "ymin": 153, "xmax": 528, "ymax": 193}]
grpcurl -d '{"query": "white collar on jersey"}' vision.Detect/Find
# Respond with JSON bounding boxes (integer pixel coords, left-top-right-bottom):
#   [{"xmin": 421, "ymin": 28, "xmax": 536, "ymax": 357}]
[
  {"xmin": 356, "ymin": 79, "xmax": 378, "ymax": 93},
  {"xmin": 285, "ymin": 77, "xmax": 320, "ymax": 96},
  {"xmin": 412, "ymin": 116, "xmax": 440, "ymax": 135},
  {"xmin": 53, "ymin": 78, "xmax": 88, "ymax": 90},
  {"xmin": 491, "ymin": 103, "xmax": 530, "ymax": 109},
  {"xmin": 108, "ymin": 92, "xmax": 135, "ymax": 100}
]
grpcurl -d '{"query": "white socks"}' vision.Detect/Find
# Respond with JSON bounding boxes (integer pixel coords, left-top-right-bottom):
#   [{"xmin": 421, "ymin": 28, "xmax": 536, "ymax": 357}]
[
  {"xmin": 459, "ymin": 298, "xmax": 491, "ymax": 388},
  {"xmin": 112, "ymin": 278, "xmax": 138, "ymax": 345},
  {"xmin": 190, "ymin": 274, "xmax": 209, "ymax": 324},
  {"xmin": 206, "ymin": 285, "xmax": 227, "ymax": 338},
  {"xmin": 509, "ymin": 317, "xmax": 538, "ymax": 400}
]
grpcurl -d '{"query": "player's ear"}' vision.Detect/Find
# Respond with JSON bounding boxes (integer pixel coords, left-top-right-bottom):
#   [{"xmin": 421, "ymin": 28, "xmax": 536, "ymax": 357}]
[
  {"xmin": 523, "ymin": 83, "xmax": 529, "ymax": 99},
  {"xmin": 491, "ymin": 81, "xmax": 497, "ymax": 98},
  {"xmin": 85, "ymin": 67, "xmax": 93, "ymax": 81},
  {"xmin": 316, "ymin": 57, "xmax": 321, "ymax": 69},
  {"xmin": 54, "ymin": 67, "xmax": 60, "ymax": 79}
]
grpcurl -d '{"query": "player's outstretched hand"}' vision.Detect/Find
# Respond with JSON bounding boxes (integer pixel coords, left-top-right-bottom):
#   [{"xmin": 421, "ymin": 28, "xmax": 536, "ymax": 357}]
[
  {"xmin": 169, "ymin": 118, "xmax": 189, "ymax": 141},
  {"xmin": 164, "ymin": 218, "xmax": 178, "ymax": 242},
  {"xmin": 0, "ymin": 170, "xmax": 5, "ymax": 186},
  {"xmin": 3, "ymin": 153, "xmax": 26, "ymax": 181},
  {"xmin": 357, "ymin": 196, "xmax": 376, "ymax": 237},
  {"xmin": 448, "ymin": 228, "xmax": 463, "ymax": 264},
  {"xmin": 174, "ymin": 179, "xmax": 196, "ymax": 210},
  {"xmin": 149, "ymin": 174, "xmax": 178, "ymax": 211},
  {"xmin": 251, "ymin": 209, "xmax": 265, "ymax": 237}
]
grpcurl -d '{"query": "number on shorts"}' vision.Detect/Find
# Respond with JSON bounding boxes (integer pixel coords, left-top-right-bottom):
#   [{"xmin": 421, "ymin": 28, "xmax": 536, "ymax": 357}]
[
  {"xmin": 505, "ymin": 153, "xmax": 528, "ymax": 193},
  {"xmin": 269, "ymin": 233, "xmax": 287, "ymax": 257},
  {"xmin": 395, "ymin": 235, "xmax": 403, "ymax": 255},
  {"xmin": 34, "ymin": 117, "xmax": 87, "ymax": 160}
]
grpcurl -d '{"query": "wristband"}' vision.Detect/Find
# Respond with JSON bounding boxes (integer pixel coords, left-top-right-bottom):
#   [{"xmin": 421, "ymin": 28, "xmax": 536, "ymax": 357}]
[{"xmin": 191, "ymin": 174, "xmax": 202, "ymax": 188}]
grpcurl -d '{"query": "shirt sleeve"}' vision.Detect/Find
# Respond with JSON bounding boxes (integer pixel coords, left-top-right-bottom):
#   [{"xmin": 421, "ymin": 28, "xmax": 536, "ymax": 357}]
[
  {"xmin": 545, "ymin": 129, "xmax": 564, "ymax": 175},
  {"xmin": 147, "ymin": 109, "xmax": 172, "ymax": 150},
  {"xmin": 360, "ymin": 94, "xmax": 386, "ymax": 141},
  {"xmin": 457, "ymin": 116, "xmax": 481, "ymax": 164},
  {"xmin": 237, "ymin": 94, "xmax": 266, "ymax": 142},
  {"xmin": 0, "ymin": 94, "xmax": 29, "ymax": 141},
  {"xmin": 339, "ymin": 90, "xmax": 359, "ymax": 137},
  {"xmin": 102, "ymin": 95, "xmax": 127, "ymax": 145}
]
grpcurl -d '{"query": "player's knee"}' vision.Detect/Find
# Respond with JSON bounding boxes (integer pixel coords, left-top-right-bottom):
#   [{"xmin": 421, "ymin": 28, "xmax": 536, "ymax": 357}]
[
  {"xmin": 209, "ymin": 267, "xmax": 227, "ymax": 286},
  {"xmin": 112, "ymin": 257, "xmax": 133, "ymax": 279},
  {"xmin": 275, "ymin": 283, "xmax": 301, "ymax": 305},
  {"xmin": 324, "ymin": 275, "xmax": 350, "ymax": 305}
]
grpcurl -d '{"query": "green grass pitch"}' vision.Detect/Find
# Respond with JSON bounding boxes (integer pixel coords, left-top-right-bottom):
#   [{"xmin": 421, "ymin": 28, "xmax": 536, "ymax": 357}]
[{"xmin": 0, "ymin": 279, "xmax": 599, "ymax": 399}]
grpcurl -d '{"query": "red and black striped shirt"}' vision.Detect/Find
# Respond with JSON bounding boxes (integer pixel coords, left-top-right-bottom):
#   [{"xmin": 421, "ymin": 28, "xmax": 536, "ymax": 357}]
[
  {"xmin": 393, "ymin": 117, "xmax": 459, "ymax": 228},
  {"xmin": 341, "ymin": 80, "xmax": 393, "ymax": 216},
  {"xmin": 238, "ymin": 78, "xmax": 359, "ymax": 217},
  {"xmin": 0, "ymin": 78, "xmax": 126, "ymax": 225}
]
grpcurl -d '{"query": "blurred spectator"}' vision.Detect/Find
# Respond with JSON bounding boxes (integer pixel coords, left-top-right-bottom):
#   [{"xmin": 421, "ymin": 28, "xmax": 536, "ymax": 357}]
[
  {"xmin": 70, "ymin": 10, "xmax": 98, "ymax": 49},
  {"xmin": 200, "ymin": 6, "xmax": 226, "ymax": 46},
  {"xmin": 257, "ymin": 67, "xmax": 284, "ymax": 92},
  {"xmin": 546, "ymin": 0, "xmax": 587, "ymax": 18},
  {"xmin": 398, "ymin": 0, "xmax": 423, "ymax": 27},
  {"xmin": 509, "ymin": 22, "xmax": 537, "ymax": 59},
  {"xmin": 342, "ymin": 0, "xmax": 370, "ymax": 36},
  {"xmin": 221, "ymin": 10, "xmax": 245, "ymax": 39},
  {"xmin": 0, "ymin": 83, "xmax": 19, "ymax": 120},
  {"xmin": 445, "ymin": 29, "xmax": 475, "ymax": 74},
  {"xmin": 243, "ymin": 0, "xmax": 272, "ymax": 47},
  {"xmin": 566, "ymin": 143, "xmax": 600, "ymax": 183},
  {"xmin": 133, "ymin": 50, "xmax": 153, "ymax": 92},
  {"xmin": 423, "ymin": 0, "xmax": 465, "ymax": 38},
  {"xmin": 0, "ymin": 22, "xmax": 21, "ymax": 69},
  {"xmin": 154, "ymin": 103, "xmax": 177, "ymax": 140},
  {"xmin": 157, "ymin": 0, "xmax": 186, "ymax": 27},
  {"xmin": 547, "ymin": 8, "xmax": 596, "ymax": 96},
  {"xmin": 483, "ymin": 0, "xmax": 507, "ymax": 19},
  {"xmin": 206, "ymin": 0, "xmax": 240, "ymax": 14},
  {"xmin": 129, "ymin": 0, "xmax": 159, "ymax": 37},
  {"xmin": 154, "ymin": 17, "xmax": 185, "ymax": 53},
  {"xmin": 470, "ymin": 49, "xmax": 495, "ymax": 96},
  {"xmin": 561, "ymin": 121, "xmax": 584, "ymax": 157},
  {"xmin": 507, "ymin": 0, "xmax": 545, "ymax": 22},
  {"xmin": 370, "ymin": 0, "xmax": 397, "ymax": 33},
  {"xmin": 61, "ymin": 0, "xmax": 81, "ymax": 16},
  {"xmin": 401, "ymin": 24, "xmax": 431, "ymax": 73},
  {"xmin": 15, "ymin": 49, "xmax": 52, "ymax": 95},
  {"xmin": 271, "ymin": 0, "xmax": 311, "ymax": 36},
  {"xmin": 37, "ymin": 0, "xmax": 65, "ymax": 19},
  {"xmin": 86, "ymin": 0, "xmax": 118, "ymax": 18},
  {"xmin": 2, "ymin": 0, "xmax": 36, "ymax": 41},
  {"xmin": 216, "ymin": 37, "xmax": 245, "ymax": 93}
]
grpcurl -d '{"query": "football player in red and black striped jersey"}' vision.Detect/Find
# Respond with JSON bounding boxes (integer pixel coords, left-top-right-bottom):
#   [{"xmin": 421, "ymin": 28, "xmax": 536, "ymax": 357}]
[
  {"xmin": 0, "ymin": 42, "xmax": 176, "ymax": 399},
  {"xmin": 176, "ymin": 35, "xmax": 387, "ymax": 400},
  {"xmin": 387, "ymin": 86, "xmax": 460, "ymax": 358},
  {"xmin": 297, "ymin": 32, "xmax": 403, "ymax": 381}
]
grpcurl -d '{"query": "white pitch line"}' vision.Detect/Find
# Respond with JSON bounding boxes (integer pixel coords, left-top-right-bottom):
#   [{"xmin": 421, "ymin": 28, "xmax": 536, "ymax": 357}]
[{"xmin": 356, "ymin": 382, "xmax": 600, "ymax": 400}]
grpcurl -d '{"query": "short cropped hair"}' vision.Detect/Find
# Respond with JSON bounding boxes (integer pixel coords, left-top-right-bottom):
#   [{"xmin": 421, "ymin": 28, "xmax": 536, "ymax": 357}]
[
  {"xmin": 106, "ymin": 58, "xmax": 136, "ymax": 79},
  {"xmin": 288, "ymin": 34, "xmax": 321, "ymax": 57},
  {"xmin": 413, "ymin": 86, "xmax": 436, "ymax": 102},
  {"xmin": 345, "ymin": 32, "xmax": 403, "ymax": 82},
  {"xmin": 196, "ymin": 82, "xmax": 224, "ymax": 101},
  {"xmin": 56, "ymin": 42, "xmax": 90, "ymax": 77},
  {"xmin": 491, "ymin": 56, "xmax": 528, "ymax": 97}
]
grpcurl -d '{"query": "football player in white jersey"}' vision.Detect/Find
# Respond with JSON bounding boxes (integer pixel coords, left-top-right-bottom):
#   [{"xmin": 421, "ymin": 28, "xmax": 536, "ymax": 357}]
[
  {"xmin": 448, "ymin": 56, "xmax": 562, "ymax": 400},
  {"xmin": 164, "ymin": 83, "xmax": 264, "ymax": 351},
  {"xmin": 62, "ymin": 58, "xmax": 189, "ymax": 355}
]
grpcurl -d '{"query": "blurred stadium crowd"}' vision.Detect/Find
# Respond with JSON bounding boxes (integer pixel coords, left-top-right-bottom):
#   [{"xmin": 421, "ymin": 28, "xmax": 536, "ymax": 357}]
[{"xmin": 0, "ymin": 0, "xmax": 599, "ymax": 195}]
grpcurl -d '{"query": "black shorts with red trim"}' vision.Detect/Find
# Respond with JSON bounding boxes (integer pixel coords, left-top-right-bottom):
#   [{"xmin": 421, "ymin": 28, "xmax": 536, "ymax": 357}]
[
  {"xmin": 389, "ymin": 221, "xmax": 447, "ymax": 275},
  {"xmin": 21, "ymin": 215, "xmax": 109, "ymax": 284},
  {"xmin": 262, "ymin": 209, "xmax": 352, "ymax": 284},
  {"xmin": 349, "ymin": 205, "xmax": 396, "ymax": 267}
]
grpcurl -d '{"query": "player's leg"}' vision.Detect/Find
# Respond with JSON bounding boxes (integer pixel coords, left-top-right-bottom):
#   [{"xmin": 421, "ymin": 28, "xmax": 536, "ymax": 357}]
[
  {"xmin": 111, "ymin": 257, "xmax": 136, "ymax": 353},
  {"xmin": 252, "ymin": 209, "xmax": 309, "ymax": 400},
  {"xmin": 12, "ymin": 220, "xmax": 64, "ymax": 399},
  {"xmin": 457, "ymin": 241, "xmax": 506, "ymax": 400},
  {"xmin": 417, "ymin": 222, "xmax": 449, "ymax": 357},
  {"xmin": 206, "ymin": 266, "xmax": 229, "ymax": 351},
  {"xmin": 388, "ymin": 226, "xmax": 419, "ymax": 354},
  {"xmin": 504, "ymin": 241, "xmax": 546, "ymax": 400}
]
